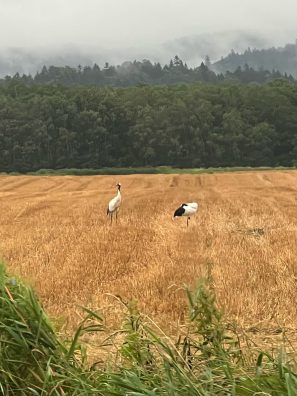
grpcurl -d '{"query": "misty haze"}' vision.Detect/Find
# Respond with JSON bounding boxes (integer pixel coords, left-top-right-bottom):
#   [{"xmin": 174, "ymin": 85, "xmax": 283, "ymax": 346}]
[
  {"xmin": 1, "ymin": 2, "xmax": 297, "ymax": 395},
  {"xmin": 0, "ymin": 0, "xmax": 297, "ymax": 76}
]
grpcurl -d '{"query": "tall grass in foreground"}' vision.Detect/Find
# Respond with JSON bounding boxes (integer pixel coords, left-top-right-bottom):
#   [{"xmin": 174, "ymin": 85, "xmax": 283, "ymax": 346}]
[{"xmin": 0, "ymin": 263, "xmax": 297, "ymax": 395}]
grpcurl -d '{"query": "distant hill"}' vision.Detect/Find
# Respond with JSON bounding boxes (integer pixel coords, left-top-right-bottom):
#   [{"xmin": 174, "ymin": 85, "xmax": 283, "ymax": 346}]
[
  {"xmin": 163, "ymin": 30, "xmax": 271, "ymax": 65},
  {"xmin": 2, "ymin": 57, "xmax": 293, "ymax": 87},
  {"xmin": 1, "ymin": 34, "xmax": 297, "ymax": 79},
  {"xmin": 213, "ymin": 41, "xmax": 297, "ymax": 77},
  {"xmin": 0, "ymin": 30, "xmax": 286, "ymax": 77}
]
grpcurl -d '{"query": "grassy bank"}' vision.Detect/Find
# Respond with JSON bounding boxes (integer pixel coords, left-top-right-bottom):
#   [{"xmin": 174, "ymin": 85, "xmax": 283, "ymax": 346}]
[
  {"xmin": 1, "ymin": 165, "xmax": 296, "ymax": 176},
  {"xmin": 0, "ymin": 262, "xmax": 296, "ymax": 395}
]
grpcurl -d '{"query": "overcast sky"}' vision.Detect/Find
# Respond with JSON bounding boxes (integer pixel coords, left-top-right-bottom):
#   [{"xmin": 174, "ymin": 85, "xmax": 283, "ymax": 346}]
[
  {"xmin": 0, "ymin": 0, "xmax": 296, "ymax": 76},
  {"xmin": 0, "ymin": 0, "xmax": 296, "ymax": 50}
]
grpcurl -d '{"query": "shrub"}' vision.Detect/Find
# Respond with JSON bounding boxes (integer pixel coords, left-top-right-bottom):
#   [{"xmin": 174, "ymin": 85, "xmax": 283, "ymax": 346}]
[{"xmin": 0, "ymin": 262, "xmax": 296, "ymax": 395}]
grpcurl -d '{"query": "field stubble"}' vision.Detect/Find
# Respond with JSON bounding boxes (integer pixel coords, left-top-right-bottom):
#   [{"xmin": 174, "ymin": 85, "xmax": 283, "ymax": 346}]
[{"xmin": 0, "ymin": 172, "xmax": 297, "ymax": 346}]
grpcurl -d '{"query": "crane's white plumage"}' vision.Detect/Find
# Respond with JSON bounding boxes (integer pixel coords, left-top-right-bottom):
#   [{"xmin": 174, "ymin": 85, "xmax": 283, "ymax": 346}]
[
  {"xmin": 173, "ymin": 202, "xmax": 198, "ymax": 227},
  {"xmin": 107, "ymin": 183, "xmax": 121, "ymax": 224}
]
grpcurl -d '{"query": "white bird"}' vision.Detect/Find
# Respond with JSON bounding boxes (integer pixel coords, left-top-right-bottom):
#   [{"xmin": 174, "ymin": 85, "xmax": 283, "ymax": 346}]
[
  {"xmin": 107, "ymin": 182, "xmax": 122, "ymax": 224},
  {"xmin": 173, "ymin": 202, "xmax": 198, "ymax": 227}
]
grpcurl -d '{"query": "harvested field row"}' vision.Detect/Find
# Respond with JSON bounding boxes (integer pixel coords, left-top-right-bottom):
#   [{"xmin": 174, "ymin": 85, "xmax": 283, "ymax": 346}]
[{"xmin": 0, "ymin": 171, "xmax": 297, "ymax": 337}]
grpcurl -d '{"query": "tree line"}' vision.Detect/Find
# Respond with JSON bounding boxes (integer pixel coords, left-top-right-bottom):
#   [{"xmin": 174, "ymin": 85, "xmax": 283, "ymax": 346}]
[
  {"xmin": 0, "ymin": 79, "xmax": 297, "ymax": 172},
  {"xmin": 214, "ymin": 41, "xmax": 297, "ymax": 77},
  {"xmin": 1, "ymin": 56, "xmax": 294, "ymax": 87}
]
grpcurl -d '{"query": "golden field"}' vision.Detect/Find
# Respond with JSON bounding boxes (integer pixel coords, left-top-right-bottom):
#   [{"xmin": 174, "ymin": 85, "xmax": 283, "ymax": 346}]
[{"xmin": 0, "ymin": 171, "xmax": 297, "ymax": 336}]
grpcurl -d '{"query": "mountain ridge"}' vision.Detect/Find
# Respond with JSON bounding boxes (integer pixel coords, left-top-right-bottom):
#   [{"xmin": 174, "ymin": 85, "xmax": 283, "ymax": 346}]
[
  {"xmin": 0, "ymin": 30, "xmax": 295, "ymax": 77},
  {"xmin": 213, "ymin": 40, "xmax": 297, "ymax": 76}
]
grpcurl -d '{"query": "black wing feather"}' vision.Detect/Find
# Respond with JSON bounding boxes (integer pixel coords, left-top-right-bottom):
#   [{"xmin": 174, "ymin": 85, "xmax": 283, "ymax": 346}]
[{"xmin": 174, "ymin": 206, "xmax": 186, "ymax": 217}]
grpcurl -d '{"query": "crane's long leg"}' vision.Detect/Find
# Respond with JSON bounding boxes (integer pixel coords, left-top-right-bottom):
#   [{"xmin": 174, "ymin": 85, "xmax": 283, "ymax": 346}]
[
  {"xmin": 110, "ymin": 213, "xmax": 113, "ymax": 225},
  {"xmin": 187, "ymin": 217, "xmax": 190, "ymax": 227},
  {"xmin": 116, "ymin": 210, "xmax": 118, "ymax": 223}
]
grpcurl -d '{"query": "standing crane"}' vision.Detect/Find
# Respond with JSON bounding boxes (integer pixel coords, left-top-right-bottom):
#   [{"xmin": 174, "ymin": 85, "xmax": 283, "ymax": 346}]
[
  {"xmin": 107, "ymin": 182, "xmax": 122, "ymax": 224},
  {"xmin": 173, "ymin": 202, "xmax": 198, "ymax": 227}
]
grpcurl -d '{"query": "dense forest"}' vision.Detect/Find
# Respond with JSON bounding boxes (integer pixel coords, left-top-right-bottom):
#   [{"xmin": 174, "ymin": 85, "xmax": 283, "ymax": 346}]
[
  {"xmin": 214, "ymin": 41, "xmax": 297, "ymax": 77},
  {"xmin": 0, "ymin": 78, "xmax": 297, "ymax": 172},
  {"xmin": 1, "ymin": 56, "xmax": 294, "ymax": 87}
]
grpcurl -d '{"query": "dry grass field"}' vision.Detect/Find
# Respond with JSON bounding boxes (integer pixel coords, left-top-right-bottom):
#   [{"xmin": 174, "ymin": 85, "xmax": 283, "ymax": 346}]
[{"xmin": 0, "ymin": 171, "xmax": 297, "ymax": 339}]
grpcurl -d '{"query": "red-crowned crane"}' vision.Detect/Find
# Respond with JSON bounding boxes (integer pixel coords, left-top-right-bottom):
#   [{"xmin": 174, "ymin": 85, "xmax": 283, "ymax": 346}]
[
  {"xmin": 107, "ymin": 182, "xmax": 122, "ymax": 224},
  {"xmin": 173, "ymin": 202, "xmax": 198, "ymax": 227}
]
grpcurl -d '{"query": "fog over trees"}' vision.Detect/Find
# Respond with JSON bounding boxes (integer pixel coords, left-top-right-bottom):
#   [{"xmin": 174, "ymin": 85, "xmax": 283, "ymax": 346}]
[{"xmin": 1, "ymin": 0, "xmax": 297, "ymax": 171}]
